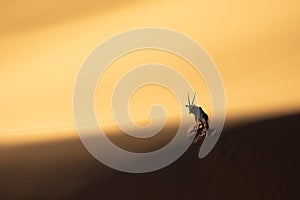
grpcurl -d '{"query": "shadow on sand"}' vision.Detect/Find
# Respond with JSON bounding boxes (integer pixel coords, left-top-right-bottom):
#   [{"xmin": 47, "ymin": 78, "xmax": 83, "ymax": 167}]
[{"xmin": 0, "ymin": 113, "xmax": 299, "ymax": 200}]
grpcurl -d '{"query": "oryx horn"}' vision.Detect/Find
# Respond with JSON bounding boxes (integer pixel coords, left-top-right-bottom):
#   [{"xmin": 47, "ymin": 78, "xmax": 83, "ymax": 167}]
[{"xmin": 191, "ymin": 92, "xmax": 196, "ymax": 105}]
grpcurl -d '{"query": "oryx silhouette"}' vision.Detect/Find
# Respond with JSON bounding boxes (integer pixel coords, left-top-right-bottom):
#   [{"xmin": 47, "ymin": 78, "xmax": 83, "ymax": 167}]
[{"xmin": 186, "ymin": 92, "xmax": 209, "ymax": 143}]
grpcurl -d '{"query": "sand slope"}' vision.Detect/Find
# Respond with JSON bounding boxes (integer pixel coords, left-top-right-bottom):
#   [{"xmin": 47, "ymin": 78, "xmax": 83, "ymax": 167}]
[{"xmin": 0, "ymin": 113, "xmax": 299, "ymax": 200}]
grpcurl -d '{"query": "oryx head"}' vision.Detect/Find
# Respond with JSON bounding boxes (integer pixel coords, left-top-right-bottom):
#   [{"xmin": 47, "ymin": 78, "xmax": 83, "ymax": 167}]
[{"xmin": 186, "ymin": 92, "xmax": 197, "ymax": 114}]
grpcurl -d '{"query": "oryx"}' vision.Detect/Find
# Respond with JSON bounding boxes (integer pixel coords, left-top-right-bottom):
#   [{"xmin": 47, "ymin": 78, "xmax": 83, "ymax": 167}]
[{"xmin": 186, "ymin": 92, "xmax": 209, "ymax": 143}]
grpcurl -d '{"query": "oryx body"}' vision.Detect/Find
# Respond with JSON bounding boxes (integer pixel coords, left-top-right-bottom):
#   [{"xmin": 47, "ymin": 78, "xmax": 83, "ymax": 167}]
[{"xmin": 186, "ymin": 93, "xmax": 209, "ymax": 142}]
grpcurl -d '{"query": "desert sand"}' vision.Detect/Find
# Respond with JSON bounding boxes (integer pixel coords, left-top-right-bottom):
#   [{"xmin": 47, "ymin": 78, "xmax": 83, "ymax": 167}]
[
  {"xmin": 1, "ymin": 1, "xmax": 300, "ymax": 199},
  {"xmin": 0, "ymin": 112, "xmax": 299, "ymax": 200}
]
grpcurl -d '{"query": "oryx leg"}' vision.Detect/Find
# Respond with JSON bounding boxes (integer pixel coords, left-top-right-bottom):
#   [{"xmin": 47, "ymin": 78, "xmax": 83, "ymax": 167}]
[{"xmin": 199, "ymin": 118, "xmax": 207, "ymax": 137}]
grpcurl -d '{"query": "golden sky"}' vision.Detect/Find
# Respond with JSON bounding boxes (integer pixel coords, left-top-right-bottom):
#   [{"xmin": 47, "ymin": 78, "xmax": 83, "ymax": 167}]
[{"xmin": 0, "ymin": 0, "xmax": 300, "ymax": 140}]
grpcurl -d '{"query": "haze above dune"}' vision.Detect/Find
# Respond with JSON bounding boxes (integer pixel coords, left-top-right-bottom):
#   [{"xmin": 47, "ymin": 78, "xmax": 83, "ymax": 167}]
[{"xmin": 0, "ymin": 0, "xmax": 299, "ymax": 140}]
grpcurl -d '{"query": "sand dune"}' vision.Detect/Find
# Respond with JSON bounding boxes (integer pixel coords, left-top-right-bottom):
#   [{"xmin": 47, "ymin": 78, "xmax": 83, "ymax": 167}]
[
  {"xmin": 0, "ymin": 0, "xmax": 148, "ymax": 35},
  {"xmin": 1, "ymin": 0, "xmax": 300, "ymax": 134},
  {"xmin": 0, "ymin": 113, "xmax": 299, "ymax": 199},
  {"xmin": 1, "ymin": 1, "xmax": 300, "ymax": 199}
]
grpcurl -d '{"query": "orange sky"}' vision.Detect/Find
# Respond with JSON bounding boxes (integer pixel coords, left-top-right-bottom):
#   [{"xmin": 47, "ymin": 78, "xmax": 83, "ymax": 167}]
[{"xmin": 0, "ymin": 0, "xmax": 299, "ymax": 140}]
